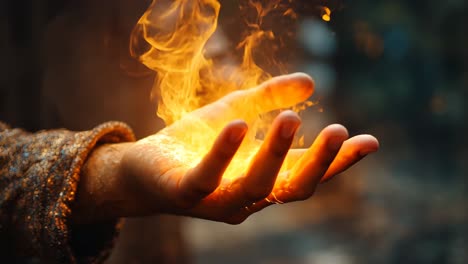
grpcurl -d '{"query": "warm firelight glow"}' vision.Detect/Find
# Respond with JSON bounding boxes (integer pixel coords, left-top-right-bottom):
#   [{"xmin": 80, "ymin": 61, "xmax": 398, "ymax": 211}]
[
  {"xmin": 321, "ymin": 6, "xmax": 331, "ymax": 22},
  {"xmin": 131, "ymin": 0, "xmax": 310, "ymax": 180}
]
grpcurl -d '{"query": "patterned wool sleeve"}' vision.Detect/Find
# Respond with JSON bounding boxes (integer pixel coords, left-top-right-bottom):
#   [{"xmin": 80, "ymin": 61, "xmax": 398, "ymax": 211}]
[{"xmin": 0, "ymin": 121, "xmax": 136, "ymax": 263}]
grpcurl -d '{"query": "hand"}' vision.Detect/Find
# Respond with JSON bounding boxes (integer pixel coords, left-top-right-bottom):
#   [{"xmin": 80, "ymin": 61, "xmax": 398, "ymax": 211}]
[{"xmin": 73, "ymin": 73, "xmax": 379, "ymax": 225}]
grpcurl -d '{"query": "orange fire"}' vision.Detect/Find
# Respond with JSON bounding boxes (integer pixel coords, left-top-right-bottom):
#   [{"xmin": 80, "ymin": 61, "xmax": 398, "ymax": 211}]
[
  {"xmin": 321, "ymin": 6, "xmax": 332, "ymax": 22},
  {"xmin": 131, "ymin": 0, "xmax": 310, "ymax": 180}
]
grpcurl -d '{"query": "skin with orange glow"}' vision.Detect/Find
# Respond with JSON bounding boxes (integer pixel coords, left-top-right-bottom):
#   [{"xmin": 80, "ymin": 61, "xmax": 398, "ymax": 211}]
[{"xmin": 72, "ymin": 73, "xmax": 379, "ymax": 225}]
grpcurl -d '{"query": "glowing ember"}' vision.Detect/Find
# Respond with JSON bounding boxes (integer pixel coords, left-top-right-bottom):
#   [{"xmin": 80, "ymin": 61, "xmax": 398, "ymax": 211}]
[
  {"xmin": 321, "ymin": 6, "xmax": 332, "ymax": 22},
  {"xmin": 131, "ymin": 0, "xmax": 311, "ymax": 180}
]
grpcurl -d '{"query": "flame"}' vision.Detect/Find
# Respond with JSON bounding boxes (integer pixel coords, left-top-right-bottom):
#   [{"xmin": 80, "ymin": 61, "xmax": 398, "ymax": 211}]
[
  {"xmin": 320, "ymin": 6, "xmax": 331, "ymax": 22},
  {"xmin": 131, "ymin": 0, "xmax": 309, "ymax": 180}
]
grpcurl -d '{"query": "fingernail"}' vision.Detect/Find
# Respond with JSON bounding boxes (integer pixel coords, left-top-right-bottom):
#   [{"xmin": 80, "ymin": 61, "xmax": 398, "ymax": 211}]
[
  {"xmin": 281, "ymin": 122, "xmax": 299, "ymax": 139},
  {"xmin": 328, "ymin": 136, "xmax": 344, "ymax": 151},
  {"xmin": 229, "ymin": 127, "xmax": 247, "ymax": 143}
]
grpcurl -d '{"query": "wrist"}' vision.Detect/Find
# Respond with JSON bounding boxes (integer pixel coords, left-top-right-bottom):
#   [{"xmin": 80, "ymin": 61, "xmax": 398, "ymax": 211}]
[{"xmin": 71, "ymin": 142, "xmax": 134, "ymax": 225}]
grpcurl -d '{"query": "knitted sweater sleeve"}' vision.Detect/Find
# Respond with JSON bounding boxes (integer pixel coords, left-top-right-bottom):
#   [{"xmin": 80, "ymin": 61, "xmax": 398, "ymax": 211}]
[{"xmin": 0, "ymin": 121, "xmax": 136, "ymax": 263}]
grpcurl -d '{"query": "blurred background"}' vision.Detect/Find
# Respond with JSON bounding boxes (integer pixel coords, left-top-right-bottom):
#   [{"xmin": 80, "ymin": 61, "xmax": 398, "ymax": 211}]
[
  {"xmin": 188, "ymin": 1, "xmax": 468, "ymax": 264},
  {"xmin": 1, "ymin": 0, "xmax": 467, "ymax": 263}
]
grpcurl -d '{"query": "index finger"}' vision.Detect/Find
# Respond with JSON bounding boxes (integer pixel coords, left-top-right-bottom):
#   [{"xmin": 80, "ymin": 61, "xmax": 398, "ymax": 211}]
[{"xmin": 195, "ymin": 73, "xmax": 314, "ymax": 124}]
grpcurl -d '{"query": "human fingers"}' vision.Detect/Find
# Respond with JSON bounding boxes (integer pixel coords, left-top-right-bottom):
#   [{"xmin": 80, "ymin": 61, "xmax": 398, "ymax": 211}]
[
  {"xmin": 282, "ymin": 124, "xmax": 349, "ymax": 201},
  {"xmin": 227, "ymin": 133, "xmax": 377, "ymax": 219},
  {"xmin": 197, "ymin": 73, "xmax": 314, "ymax": 123},
  {"xmin": 177, "ymin": 120, "xmax": 248, "ymax": 204},
  {"xmin": 225, "ymin": 132, "xmax": 377, "ymax": 221},
  {"xmin": 320, "ymin": 135, "xmax": 379, "ymax": 183},
  {"xmin": 236, "ymin": 72, "xmax": 314, "ymax": 112},
  {"xmin": 283, "ymin": 148, "xmax": 307, "ymax": 171},
  {"xmin": 211, "ymin": 111, "xmax": 300, "ymax": 224},
  {"xmin": 228, "ymin": 110, "xmax": 301, "ymax": 207}
]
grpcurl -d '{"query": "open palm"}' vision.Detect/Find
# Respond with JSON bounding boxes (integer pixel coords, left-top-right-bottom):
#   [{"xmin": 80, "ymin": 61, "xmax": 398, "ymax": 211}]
[{"xmin": 120, "ymin": 73, "xmax": 379, "ymax": 224}]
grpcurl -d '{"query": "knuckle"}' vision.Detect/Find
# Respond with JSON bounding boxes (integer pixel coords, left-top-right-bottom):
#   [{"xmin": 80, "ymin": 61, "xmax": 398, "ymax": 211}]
[{"xmin": 261, "ymin": 81, "xmax": 273, "ymax": 96}]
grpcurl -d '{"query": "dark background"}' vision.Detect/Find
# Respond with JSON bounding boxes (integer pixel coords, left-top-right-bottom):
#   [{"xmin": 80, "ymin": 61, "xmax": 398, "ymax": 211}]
[{"xmin": 192, "ymin": 1, "xmax": 468, "ymax": 263}]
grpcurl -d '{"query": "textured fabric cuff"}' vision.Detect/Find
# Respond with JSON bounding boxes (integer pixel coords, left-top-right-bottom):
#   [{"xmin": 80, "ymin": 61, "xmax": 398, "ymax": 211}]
[
  {"xmin": 0, "ymin": 121, "xmax": 135, "ymax": 263},
  {"xmin": 47, "ymin": 121, "xmax": 135, "ymax": 263}
]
